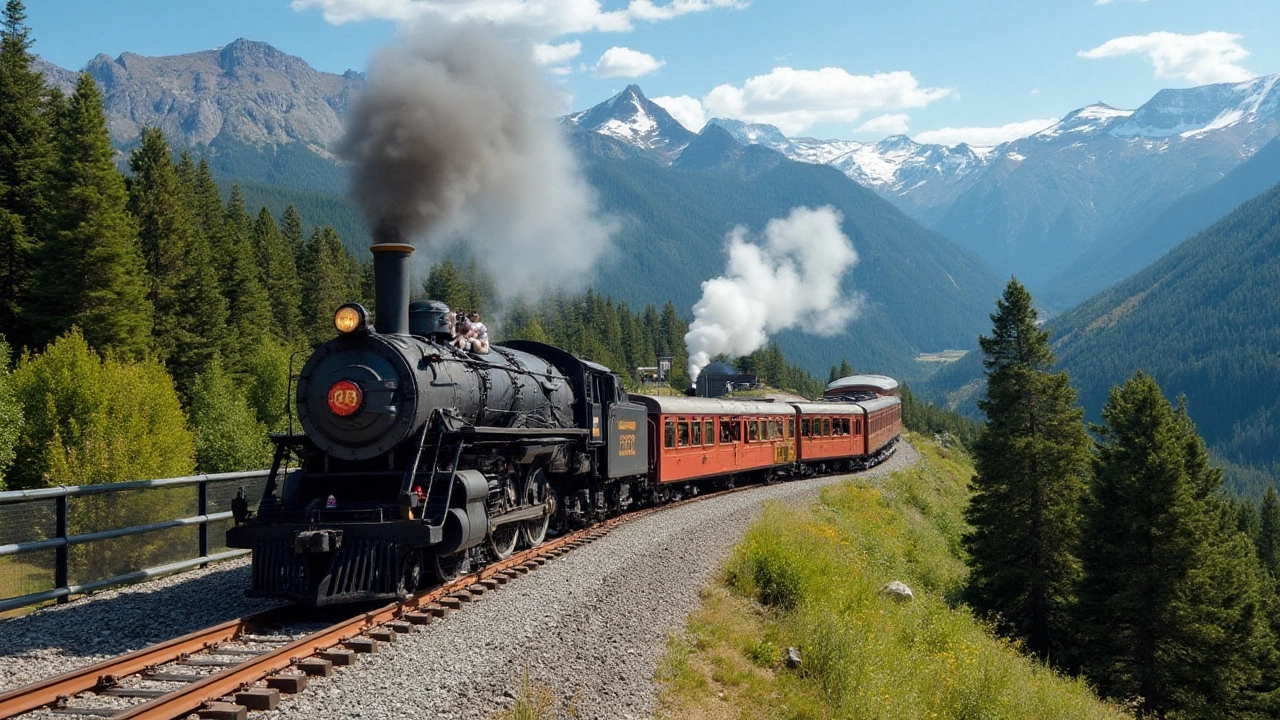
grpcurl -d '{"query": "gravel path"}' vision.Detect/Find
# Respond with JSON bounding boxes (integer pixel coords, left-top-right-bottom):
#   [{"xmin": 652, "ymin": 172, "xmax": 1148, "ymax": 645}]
[
  {"xmin": 0, "ymin": 441, "xmax": 919, "ymax": 719},
  {"xmin": 265, "ymin": 441, "xmax": 919, "ymax": 720}
]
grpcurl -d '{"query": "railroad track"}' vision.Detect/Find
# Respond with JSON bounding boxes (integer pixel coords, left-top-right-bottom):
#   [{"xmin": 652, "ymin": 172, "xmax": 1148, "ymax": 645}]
[
  {"xmin": 0, "ymin": 468, "xmax": 855, "ymax": 720},
  {"xmin": 0, "ymin": 519, "xmax": 622, "ymax": 720}
]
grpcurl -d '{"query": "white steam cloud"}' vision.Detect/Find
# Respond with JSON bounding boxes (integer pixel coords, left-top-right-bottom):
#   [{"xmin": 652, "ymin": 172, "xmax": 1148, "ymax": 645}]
[
  {"xmin": 339, "ymin": 24, "xmax": 614, "ymax": 297},
  {"xmin": 684, "ymin": 206, "xmax": 862, "ymax": 384}
]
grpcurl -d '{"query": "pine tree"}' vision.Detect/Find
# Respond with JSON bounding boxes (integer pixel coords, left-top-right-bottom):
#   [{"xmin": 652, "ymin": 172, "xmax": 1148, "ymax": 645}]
[
  {"xmin": 127, "ymin": 128, "xmax": 228, "ymax": 396},
  {"xmin": 300, "ymin": 227, "xmax": 357, "ymax": 344},
  {"xmin": 279, "ymin": 204, "xmax": 305, "ymax": 268},
  {"xmin": 251, "ymin": 207, "xmax": 303, "ymax": 342},
  {"xmin": 962, "ymin": 279, "xmax": 1091, "ymax": 663},
  {"xmin": 1260, "ymin": 486, "xmax": 1280, "ymax": 578},
  {"xmin": 29, "ymin": 74, "xmax": 151, "ymax": 358},
  {"xmin": 1076, "ymin": 372, "xmax": 1277, "ymax": 717},
  {"xmin": 0, "ymin": 0, "xmax": 53, "ymax": 349},
  {"xmin": 216, "ymin": 185, "xmax": 272, "ymax": 370}
]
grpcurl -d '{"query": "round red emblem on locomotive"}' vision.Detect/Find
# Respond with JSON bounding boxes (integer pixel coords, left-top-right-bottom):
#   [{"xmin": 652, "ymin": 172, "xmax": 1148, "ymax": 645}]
[{"xmin": 327, "ymin": 380, "xmax": 362, "ymax": 417}]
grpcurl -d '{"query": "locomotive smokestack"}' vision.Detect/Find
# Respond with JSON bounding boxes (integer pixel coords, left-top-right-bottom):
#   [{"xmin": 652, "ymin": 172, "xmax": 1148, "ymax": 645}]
[{"xmin": 370, "ymin": 240, "xmax": 414, "ymax": 335}]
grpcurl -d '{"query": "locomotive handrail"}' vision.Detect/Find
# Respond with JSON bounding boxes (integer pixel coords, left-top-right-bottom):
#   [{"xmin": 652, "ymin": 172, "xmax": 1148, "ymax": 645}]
[{"xmin": 0, "ymin": 469, "xmax": 270, "ymax": 613}]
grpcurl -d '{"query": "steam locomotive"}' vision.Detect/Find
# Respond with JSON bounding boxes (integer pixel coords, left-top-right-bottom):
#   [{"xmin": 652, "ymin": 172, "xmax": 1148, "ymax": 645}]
[{"xmin": 226, "ymin": 243, "xmax": 900, "ymax": 606}]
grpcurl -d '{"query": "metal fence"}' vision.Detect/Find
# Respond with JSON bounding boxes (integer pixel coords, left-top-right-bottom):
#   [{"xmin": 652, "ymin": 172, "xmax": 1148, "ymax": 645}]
[{"xmin": 0, "ymin": 470, "xmax": 271, "ymax": 613}]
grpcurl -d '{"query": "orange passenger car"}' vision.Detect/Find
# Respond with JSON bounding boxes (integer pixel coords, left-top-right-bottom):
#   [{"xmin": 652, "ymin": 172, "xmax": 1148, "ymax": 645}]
[
  {"xmin": 632, "ymin": 396, "xmax": 796, "ymax": 485},
  {"xmin": 791, "ymin": 402, "xmax": 867, "ymax": 470}
]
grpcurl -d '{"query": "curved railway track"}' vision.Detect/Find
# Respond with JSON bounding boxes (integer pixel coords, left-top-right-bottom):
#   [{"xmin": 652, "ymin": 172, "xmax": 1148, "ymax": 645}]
[
  {"xmin": 0, "ymin": 452, "xmax": 898, "ymax": 720},
  {"xmin": 0, "ymin": 506, "xmax": 650, "ymax": 720}
]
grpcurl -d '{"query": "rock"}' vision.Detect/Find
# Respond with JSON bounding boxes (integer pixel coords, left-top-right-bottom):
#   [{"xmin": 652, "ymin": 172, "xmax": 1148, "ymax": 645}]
[
  {"xmin": 878, "ymin": 580, "xmax": 914, "ymax": 602},
  {"xmin": 785, "ymin": 647, "xmax": 802, "ymax": 668}
]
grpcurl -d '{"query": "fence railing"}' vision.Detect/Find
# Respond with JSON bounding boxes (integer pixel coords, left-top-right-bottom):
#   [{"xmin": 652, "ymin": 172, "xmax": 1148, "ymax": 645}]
[{"xmin": 0, "ymin": 470, "xmax": 271, "ymax": 613}]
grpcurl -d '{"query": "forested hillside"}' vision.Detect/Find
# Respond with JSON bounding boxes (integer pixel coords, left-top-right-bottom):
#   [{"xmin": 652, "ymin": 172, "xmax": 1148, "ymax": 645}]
[
  {"xmin": 922, "ymin": 179, "xmax": 1280, "ymax": 490},
  {"xmin": 0, "ymin": 6, "xmax": 827, "ymax": 491},
  {"xmin": 1049, "ymin": 180, "xmax": 1280, "ymax": 476},
  {"xmin": 574, "ymin": 129, "xmax": 1004, "ymax": 378}
]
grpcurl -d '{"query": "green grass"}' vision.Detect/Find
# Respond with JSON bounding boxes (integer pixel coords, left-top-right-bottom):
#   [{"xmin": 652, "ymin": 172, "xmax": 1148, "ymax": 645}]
[
  {"xmin": 0, "ymin": 556, "xmax": 54, "ymax": 619},
  {"xmin": 655, "ymin": 436, "xmax": 1131, "ymax": 720}
]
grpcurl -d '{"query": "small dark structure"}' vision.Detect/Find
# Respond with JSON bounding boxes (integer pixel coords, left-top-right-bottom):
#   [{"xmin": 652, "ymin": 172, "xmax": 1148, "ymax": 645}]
[{"xmin": 695, "ymin": 362, "xmax": 759, "ymax": 398}]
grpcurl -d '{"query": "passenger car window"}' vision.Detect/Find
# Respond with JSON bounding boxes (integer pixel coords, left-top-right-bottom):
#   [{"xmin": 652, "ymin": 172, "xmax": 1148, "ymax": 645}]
[
  {"xmin": 691, "ymin": 420, "xmax": 702, "ymax": 446},
  {"xmin": 664, "ymin": 420, "xmax": 675, "ymax": 448},
  {"xmin": 677, "ymin": 421, "xmax": 690, "ymax": 447},
  {"xmin": 704, "ymin": 421, "xmax": 715, "ymax": 445}
]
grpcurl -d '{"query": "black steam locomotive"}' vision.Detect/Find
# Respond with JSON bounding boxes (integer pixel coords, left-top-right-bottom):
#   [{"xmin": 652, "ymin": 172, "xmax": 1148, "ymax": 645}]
[{"xmin": 226, "ymin": 243, "xmax": 649, "ymax": 605}]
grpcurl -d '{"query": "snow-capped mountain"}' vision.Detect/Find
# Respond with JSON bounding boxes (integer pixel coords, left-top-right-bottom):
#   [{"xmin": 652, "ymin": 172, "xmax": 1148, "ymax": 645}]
[
  {"xmin": 564, "ymin": 73, "xmax": 1280, "ymax": 304},
  {"xmin": 561, "ymin": 84, "xmax": 695, "ymax": 162}
]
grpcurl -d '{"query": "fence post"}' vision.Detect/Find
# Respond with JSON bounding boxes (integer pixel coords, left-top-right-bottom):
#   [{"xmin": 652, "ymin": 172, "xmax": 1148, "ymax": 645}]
[
  {"xmin": 198, "ymin": 480, "xmax": 208, "ymax": 568},
  {"xmin": 55, "ymin": 495, "xmax": 68, "ymax": 604}
]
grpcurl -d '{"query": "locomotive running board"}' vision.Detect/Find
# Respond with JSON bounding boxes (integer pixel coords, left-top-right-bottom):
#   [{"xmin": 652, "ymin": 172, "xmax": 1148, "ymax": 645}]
[{"xmin": 454, "ymin": 427, "xmax": 589, "ymax": 439}]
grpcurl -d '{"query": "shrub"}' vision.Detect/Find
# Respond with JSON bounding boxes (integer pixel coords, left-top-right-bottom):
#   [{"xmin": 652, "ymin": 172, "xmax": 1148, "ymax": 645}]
[{"xmin": 188, "ymin": 357, "xmax": 272, "ymax": 473}]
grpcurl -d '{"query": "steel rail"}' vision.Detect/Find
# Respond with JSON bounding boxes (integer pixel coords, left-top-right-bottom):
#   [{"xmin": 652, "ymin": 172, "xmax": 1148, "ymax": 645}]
[
  {"xmin": 0, "ymin": 470, "xmax": 798, "ymax": 720},
  {"xmin": 0, "ymin": 605, "xmax": 293, "ymax": 719}
]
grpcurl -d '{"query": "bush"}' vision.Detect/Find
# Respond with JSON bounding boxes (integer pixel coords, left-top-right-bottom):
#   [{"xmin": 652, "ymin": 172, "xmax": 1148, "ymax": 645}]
[
  {"xmin": 10, "ymin": 329, "xmax": 195, "ymax": 489},
  {"xmin": 9, "ymin": 330, "xmax": 197, "ymax": 581},
  {"xmin": 0, "ymin": 336, "xmax": 22, "ymax": 490},
  {"xmin": 189, "ymin": 357, "xmax": 272, "ymax": 473}
]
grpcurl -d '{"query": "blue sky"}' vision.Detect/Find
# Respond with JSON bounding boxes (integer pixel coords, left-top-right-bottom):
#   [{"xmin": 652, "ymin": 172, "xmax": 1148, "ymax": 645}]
[{"xmin": 26, "ymin": 0, "xmax": 1280, "ymax": 146}]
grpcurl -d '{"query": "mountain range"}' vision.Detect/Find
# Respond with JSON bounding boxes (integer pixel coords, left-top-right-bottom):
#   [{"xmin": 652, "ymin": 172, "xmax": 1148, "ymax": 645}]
[{"xmin": 571, "ymin": 80, "xmax": 1280, "ymax": 309}]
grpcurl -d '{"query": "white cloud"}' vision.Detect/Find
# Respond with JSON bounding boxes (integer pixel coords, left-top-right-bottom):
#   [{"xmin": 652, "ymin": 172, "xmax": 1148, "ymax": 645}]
[
  {"xmin": 915, "ymin": 118, "xmax": 1058, "ymax": 147},
  {"xmin": 1079, "ymin": 31, "xmax": 1252, "ymax": 85},
  {"xmin": 702, "ymin": 67, "xmax": 951, "ymax": 135},
  {"xmin": 854, "ymin": 113, "xmax": 910, "ymax": 135},
  {"xmin": 291, "ymin": 0, "xmax": 742, "ymax": 35},
  {"xmin": 653, "ymin": 95, "xmax": 707, "ymax": 132},
  {"xmin": 533, "ymin": 40, "xmax": 581, "ymax": 65},
  {"xmin": 594, "ymin": 46, "xmax": 665, "ymax": 78}
]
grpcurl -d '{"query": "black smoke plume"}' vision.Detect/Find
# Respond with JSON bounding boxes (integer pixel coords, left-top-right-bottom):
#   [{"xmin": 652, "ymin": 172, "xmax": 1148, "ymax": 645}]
[{"xmin": 339, "ymin": 24, "xmax": 613, "ymax": 296}]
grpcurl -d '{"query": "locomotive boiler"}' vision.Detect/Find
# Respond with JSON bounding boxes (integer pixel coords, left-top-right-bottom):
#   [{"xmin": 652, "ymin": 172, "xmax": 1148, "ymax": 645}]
[{"xmin": 227, "ymin": 242, "xmax": 649, "ymax": 606}]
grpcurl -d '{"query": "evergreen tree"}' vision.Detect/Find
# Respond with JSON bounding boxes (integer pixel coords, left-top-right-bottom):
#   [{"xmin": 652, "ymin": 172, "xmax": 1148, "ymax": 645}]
[
  {"xmin": 1076, "ymin": 372, "xmax": 1277, "ymax": 717},
  {"xmin": 251, "ymin": 206, "xmax": 303, "ymax": 342},
  {"xmin": 300, "ymin": 227, "xmax": 357, "ymax": 344},
  {"xmin": 127, "ymin": 128, "xmax": 228, "ymax": 395},
  {"xmin": 216, "ymin": 185, "xmax": 272, "ymax": 369},
  {"xmin": 0, "ymin": 0, "xmax": 52, "ymax": 350},
  {"xmin": 28, "ymin": 74, "xmax": 151, "ymax": 357},
  {"xmin": 1260, "ymin": 486, "xmax": 1280, "ymax": 578},
  {"xmin": 279, "ymin": 204, "xmax": 305, "ymax": 267},
  {"xmin": 962, "ymin": 279, "xmax": 1091, "ymax": 662}
]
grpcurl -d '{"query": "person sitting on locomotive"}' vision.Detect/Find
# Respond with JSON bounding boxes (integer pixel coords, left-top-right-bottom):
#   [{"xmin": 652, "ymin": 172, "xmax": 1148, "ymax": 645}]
[
  {"xmin": 467, "ymin": 312, "xmax": 490, "ymax": 354},
  {"xmin": 451, "ymin": 311, "xmax": 473, "ymax": 351}
]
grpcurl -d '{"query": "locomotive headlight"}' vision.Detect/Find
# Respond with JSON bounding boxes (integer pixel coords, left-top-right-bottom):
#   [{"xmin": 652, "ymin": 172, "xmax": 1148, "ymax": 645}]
[{"xmin": 334, "ymin": 303, "xmax": 368, "ymax": 334}]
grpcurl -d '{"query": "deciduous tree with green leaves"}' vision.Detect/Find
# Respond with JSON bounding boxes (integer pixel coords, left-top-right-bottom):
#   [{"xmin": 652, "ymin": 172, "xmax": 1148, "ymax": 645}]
[
  {"xmin": 962, "ymin": 278, "xmax": 1092, "ymax": 663},
  {"xmin": 1076, "ymin": 372, "xmax": 1278, "ymax": 718}
]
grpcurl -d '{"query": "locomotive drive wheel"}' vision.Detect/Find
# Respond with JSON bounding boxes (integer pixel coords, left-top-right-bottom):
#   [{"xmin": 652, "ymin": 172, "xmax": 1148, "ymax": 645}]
[
  {"xmin": 398, "ymin": 550, "xmax": 424, "ymax": 595},
  {"xmin": 430, "ymin": 551, "xmax": 469, "ymax": 583},
  {"xmin": 519, "ymin": 469, "xmax": 552, "ymax": 548},
  {"xmin": 486, "ymin": 522, "xmax": 519, "ymax": 560}
]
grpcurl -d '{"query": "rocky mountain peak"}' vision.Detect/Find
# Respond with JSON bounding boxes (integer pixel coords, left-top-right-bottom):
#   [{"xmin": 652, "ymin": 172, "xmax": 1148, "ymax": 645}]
[{"xmin": 562, "ymin": 84, "xmax": 695, "ymax": 161}]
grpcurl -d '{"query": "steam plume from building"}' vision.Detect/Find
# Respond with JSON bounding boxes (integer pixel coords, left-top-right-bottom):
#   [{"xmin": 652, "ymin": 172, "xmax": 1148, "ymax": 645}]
[
  {"xmin": 339, "ymin": 24, "xmax": 613, "ymax": 296},
  {"xmin": 684, "ymin": 206, "xmax": 862, "ymax": 384}
]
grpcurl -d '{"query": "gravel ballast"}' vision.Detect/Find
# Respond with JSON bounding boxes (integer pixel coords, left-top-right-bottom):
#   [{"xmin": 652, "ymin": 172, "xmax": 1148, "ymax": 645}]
[
  {"xmin": 1, "ymin": 442, "xmax": 918, "ymax": 719},
  {"xmin": 266, "ymin": 443, "xmax": 919, "ymax": 720}
]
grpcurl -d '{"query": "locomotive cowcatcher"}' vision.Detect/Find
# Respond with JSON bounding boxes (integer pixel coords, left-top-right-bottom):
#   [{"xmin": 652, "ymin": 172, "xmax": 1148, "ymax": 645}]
[{"xmin": 226, "ymin": 242, "xmax": 649, "ymax": 606}]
